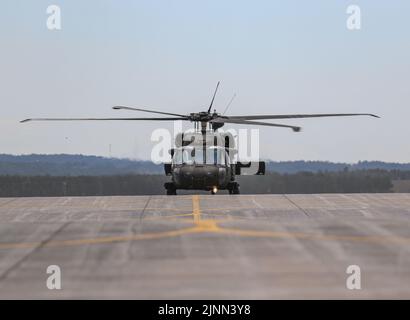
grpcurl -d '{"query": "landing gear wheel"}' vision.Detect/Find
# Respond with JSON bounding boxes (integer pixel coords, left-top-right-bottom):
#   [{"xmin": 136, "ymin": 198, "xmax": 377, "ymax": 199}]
[
  {"xmin": 228, "ymin": 183, "xmax": 240, "ymax": 195},
  {"xmin": 164, "ymin": 182, "xmax": 177, "ymax": 195}
]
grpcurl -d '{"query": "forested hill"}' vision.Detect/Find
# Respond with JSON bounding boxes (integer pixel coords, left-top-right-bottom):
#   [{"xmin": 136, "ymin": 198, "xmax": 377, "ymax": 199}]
[
  {"xmin": 265, "ymin": 160, "xmax": 410, "ymax": 173},
  {"xmin": 0, "ymin": 154, "xmax": 162, "ymax": 175},
  {"xmin": 1, "ymin": 154, "xmax": 410, "ymax": 176}
]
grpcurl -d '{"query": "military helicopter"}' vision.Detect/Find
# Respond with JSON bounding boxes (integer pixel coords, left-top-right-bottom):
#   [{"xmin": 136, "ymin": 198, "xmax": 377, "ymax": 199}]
[{"xmin": 21, "ymin": 82, "xmax": 379, "ymax": 195}]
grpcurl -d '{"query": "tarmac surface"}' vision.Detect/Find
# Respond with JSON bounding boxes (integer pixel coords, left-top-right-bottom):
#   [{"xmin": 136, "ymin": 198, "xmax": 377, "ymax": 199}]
[{"xmin": 0, "ymin": 193, "xmax": 410, "ymax": 299}]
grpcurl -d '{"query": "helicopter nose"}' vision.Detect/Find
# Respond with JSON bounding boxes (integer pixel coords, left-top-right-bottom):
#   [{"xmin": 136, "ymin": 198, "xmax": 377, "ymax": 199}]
[
  {"xmin": 192, "ymin": 165, "xmax": 219, "ymax": 179},
  {"xmin": 179, "ymin": 165, "xmax": 219, "ymax": 188}
]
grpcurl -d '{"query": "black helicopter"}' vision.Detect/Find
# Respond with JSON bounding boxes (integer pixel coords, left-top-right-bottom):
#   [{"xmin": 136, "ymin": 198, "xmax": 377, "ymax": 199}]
[{"xmin": 21, "ymin": 82, "xmax": 379, "ymax": 195}]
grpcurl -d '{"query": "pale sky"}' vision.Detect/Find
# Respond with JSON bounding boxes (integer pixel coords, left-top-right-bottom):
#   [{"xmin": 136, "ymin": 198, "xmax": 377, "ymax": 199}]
[{"xmin": 0, "ymin": 0, "xmax": 409, "ymax": 162}]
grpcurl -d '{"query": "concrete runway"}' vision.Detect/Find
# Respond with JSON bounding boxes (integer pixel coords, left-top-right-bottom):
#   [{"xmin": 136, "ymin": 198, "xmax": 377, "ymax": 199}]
[{"xmin": 0, "ymin": 193, "xmax": 410, "ymax": 299}]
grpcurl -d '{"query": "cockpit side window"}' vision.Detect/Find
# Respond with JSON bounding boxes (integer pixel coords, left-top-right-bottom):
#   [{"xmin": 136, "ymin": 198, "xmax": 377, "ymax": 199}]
[
  {"xmin": 195, "ymin": 148, "xmax": 204, "ymax": 164},
  {"xmin": 183, "ymin": 149, "xmax": 194, "ymax": 164},
  {"xmin": 173, "ymin": 149, "xmax": 183, "ymax": 165},
  {"xmin": 205, "ymin": 148, "xmax": 226, "ymax": 165},
  {"xmin": 205, "ymin": 148, "xmax": 216, "ymax": 165}
]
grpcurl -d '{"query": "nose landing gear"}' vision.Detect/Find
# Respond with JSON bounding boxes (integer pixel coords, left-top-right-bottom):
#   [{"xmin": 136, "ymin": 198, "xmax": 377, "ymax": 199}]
[
  {"xmin": 164, "ymin": 182, "xmax": 177, "ymax": 195},
  {"xmin": 227, "ymin": 182, "xmax": 240, "ymax": 195}
]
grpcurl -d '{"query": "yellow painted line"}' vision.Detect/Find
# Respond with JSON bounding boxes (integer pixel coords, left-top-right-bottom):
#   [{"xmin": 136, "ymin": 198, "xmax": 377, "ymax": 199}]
[
  {"xmin": 0, "ymin": 195, "xmax": 215, "ymax": 250},
  {"xmin": 1, "ymin": 223, "xmax": 410, "ymax": 249},
  {"xmin": 2, "ymin": 223, "xmax": 410, "ymax": 249},
  {"xmin": 2, "ymin": 194, "xmax": 410, "ymax": 250},
  {"xmin": 192, "ymin": 195, "xmax": 221, "ymax": 231},
  {"xmin": 192, "ymin": 195, "xmax": 201, "ymax": 225},
  {"xmin": 194, "ymin": 219, "xmax": 220, "ymax": 232},
  {"xmin": 0, "ymin": 227, "xmax": 202, "ymax": 250}
]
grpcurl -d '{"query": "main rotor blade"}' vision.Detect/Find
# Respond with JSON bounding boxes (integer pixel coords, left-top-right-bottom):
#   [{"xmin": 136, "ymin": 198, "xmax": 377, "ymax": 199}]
[
  {"xmin": 20, "ymin": 117, "xmax": 189, "ymax": 123},
  {"xmin": 211, "ymin": 118, "xmax": 301, "ymax": 132},
  {"xmin": 207, "ymin": 81, "xmax": 220, "ymax": 114},
  {"xmin": 227, "ymin": 113, "xmax": 380, "ymax": 120},
  {"xmin": 223, "ymin": 93, "xmax": 237, "ymax": 115},
  {"xmin": 113, "ymin": 106, "xmax": 188, "ymax": 118}
]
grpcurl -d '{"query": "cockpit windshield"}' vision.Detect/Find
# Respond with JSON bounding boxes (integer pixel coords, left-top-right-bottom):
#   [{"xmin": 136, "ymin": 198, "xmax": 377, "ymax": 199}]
[{"xmin": 173, "ymin": 147, "xmax": 228, "ymax": 165}]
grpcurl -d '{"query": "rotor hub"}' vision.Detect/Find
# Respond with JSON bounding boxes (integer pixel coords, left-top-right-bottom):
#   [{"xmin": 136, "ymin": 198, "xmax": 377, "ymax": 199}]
[{"xmin": 189, "ymin": 112, "xmax": 219, "ymax": 123}]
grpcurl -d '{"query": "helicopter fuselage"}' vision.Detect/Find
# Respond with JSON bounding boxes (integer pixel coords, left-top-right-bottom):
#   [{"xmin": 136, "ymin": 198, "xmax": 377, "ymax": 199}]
[
  {"xmin": 171, "ymin": 163, "xmax": 234, "ymax": 191},
  {"xmin": 163, "ymin": 130, "xmax": 263, "ymax": 195}
]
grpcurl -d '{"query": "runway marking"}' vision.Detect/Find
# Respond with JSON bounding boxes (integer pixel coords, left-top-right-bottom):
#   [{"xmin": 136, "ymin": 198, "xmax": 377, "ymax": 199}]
[
  {"xmin": 192, "ymin": 195, "xmax": 220, "ymax": 231},
  {"xmin": 0, "ymin": 227, "xmax": 201, "ymax": 249},
  {"xmin": 192, "ymin": 195, "xmax": 201, "ymax": 224},
  {"xmin": 1, "ymin": 195, "xmax": 410, "ymax": 249}
]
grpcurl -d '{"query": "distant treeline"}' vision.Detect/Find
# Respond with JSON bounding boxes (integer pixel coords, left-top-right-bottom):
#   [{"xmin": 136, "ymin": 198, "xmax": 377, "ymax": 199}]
[
  {"xmin": 0, "ymin": 154, "xmax": 162, "ymax": 175},
  {"xmin": 0, "ymin": 170, "xmax": 396, "ymax": 197},
  {"xmin": 243, "ymin": 170, "xmax": 393, "ymax": 194},
  {"xmin": 266, "ymin": 161, "xmax": 410, "ymax": 174},
  {"xmin": 2, "ymin": 154, "xmax": 410, "ymax": 176}
]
